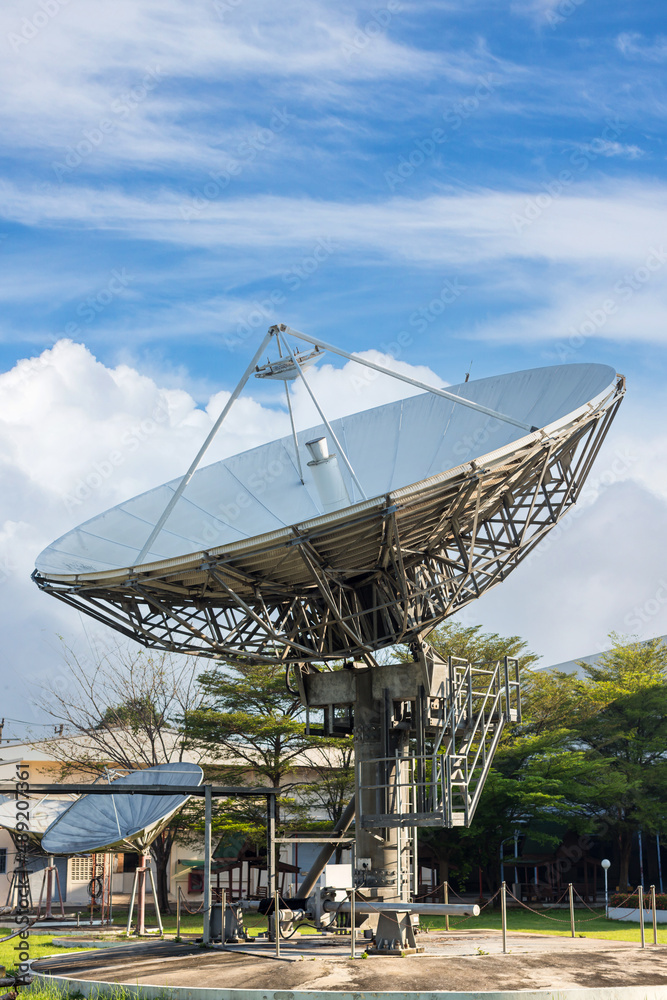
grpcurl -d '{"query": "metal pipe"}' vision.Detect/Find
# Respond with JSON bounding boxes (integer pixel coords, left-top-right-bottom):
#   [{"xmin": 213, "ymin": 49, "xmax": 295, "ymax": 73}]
[
  {"xmin": 274, "ymin": 888, "xmax": 280, "ymax": 958},
  {"xmin": 323, "ymin": 899, "xmax": 479, "ymax": 917},
  {"xmin": 267, "ymin": 793, "xmax": 276, "ymax": 901},
  {"xmin": 134, "ymin": 328, "xmax": 275, "ymax": 565},
  {"xmin": 501, "ymin": 880, "xmax": 507, "ymax": 953},
  {"xmin": 45, "ymin": 857, "xmax": 53, "ymax": 919},
  {"xmin": 137, "ymin": 857, "xmax": 146, "ymax": 935},
  {"xmin": 203, "ymin": 783, "xmax": 212, "ymax": 945},
  {"xmin": 278, "ymin": 332, "xmax": 367, "ymax": 501},
  {"xmin": 569, "ymin": 883, "xmax": 575, "ymax": 938},
  {"xmin": 126, "ymin": 868, "xmax": 139, "ymax": 935},
  {"xmin": 284, "ymin": 381, "xmax": 304, "ymax": 484},
  {"xmin": 657, "ymin": 835, "xmax": 664, "ymax": 893},
  {"xmin": 298, "ymin": 796, "xmax": 355, "ymax": 899}
]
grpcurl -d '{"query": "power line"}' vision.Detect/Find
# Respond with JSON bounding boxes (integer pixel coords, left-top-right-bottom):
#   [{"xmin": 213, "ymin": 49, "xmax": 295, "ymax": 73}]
[{"xmin": 2, "ymin": 717, "xmax": 65, "ymax": 727}]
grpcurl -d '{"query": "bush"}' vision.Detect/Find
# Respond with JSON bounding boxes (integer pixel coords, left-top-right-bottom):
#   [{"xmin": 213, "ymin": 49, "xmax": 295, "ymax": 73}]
[{"xmin": 609, "ymin": 892, "xmax": 667, "ymax": 910}]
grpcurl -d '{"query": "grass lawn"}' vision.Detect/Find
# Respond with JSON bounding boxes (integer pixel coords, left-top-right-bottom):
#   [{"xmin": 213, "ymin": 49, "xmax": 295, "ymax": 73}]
[
  {"xmin": 114, "ymin": 904, "xmax": 664, "ymax": 944},
  {"xmin": 0, "ymin": 929, "xmax": 97, "ymax": 977},
  {"xmin": 425, "ymin": 907, "xmax": 667, "ymax": 944}
]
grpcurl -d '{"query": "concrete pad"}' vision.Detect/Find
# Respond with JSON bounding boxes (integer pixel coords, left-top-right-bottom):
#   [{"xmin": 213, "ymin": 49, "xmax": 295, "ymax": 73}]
[{"xmin": 32, "ymin": 932, "xmax": 667, "ymax": 997}]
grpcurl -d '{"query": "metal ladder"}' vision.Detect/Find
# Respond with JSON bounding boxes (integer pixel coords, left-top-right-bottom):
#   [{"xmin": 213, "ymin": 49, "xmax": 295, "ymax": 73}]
[{"xmin": 358, "ymin": 656, "xmax": 521, "ymax": 829}]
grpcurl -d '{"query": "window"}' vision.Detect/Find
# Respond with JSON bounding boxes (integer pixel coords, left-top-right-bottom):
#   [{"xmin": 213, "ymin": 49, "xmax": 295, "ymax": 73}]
[
  {"xmin": 188, "ymin": 872, "xmax": 204, "ymax": 894},
  {"xmin": 69, "ymin": 855, "xmax": 94, "ymax": 881},
  {"xmin": 0, "ymin": 848, "xmax": 6, "ymax": 874}
]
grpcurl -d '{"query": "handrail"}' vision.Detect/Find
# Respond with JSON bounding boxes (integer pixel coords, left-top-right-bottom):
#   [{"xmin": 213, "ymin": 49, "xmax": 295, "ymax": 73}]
[{"xmin": 356, "ymin": 657, "xmax": 519, "ymax": 829}]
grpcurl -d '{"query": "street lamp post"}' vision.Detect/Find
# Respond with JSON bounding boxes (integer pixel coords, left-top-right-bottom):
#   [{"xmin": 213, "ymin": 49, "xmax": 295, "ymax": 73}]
[{"xmin": 601, "ymin": 859, "xmax": 611, "ymax": 919}]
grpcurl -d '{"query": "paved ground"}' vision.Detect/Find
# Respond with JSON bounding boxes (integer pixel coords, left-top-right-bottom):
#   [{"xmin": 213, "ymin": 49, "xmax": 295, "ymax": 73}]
[{"xmin": 33, "ymin": 931, "xmax": 667, "ymax": 992}]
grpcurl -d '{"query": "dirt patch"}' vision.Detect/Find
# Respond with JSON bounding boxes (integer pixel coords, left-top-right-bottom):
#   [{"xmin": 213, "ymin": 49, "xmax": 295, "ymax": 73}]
[{"xmin": 34, "ymin": 934, "xmax": 667, "ymax": 993}]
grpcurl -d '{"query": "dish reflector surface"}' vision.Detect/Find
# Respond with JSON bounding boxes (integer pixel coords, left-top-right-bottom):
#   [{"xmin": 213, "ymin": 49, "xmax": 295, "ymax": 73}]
[
  {"xmin": 35, "ymin": 364, "xmax": 616, "ymax": 577},
  {"xmin": 41, "ymin": 762, "xmax": 203, "ymax": 855},
  {"xmin": 0, "ymin": 795, "xmax": 74, "ymax": 846}
]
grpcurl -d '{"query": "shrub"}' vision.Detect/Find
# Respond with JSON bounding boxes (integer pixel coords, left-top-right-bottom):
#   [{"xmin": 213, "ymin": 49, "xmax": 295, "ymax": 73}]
[{"xmin": 609, "ymin": 892, "xmax": 667, "ymax": 910}]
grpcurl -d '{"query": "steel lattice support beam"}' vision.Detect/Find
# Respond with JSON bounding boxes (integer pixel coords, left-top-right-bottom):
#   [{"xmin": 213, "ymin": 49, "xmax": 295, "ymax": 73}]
[{"xmin": 33, "ymin": 377, "xmax": 624, "ymax": 664}]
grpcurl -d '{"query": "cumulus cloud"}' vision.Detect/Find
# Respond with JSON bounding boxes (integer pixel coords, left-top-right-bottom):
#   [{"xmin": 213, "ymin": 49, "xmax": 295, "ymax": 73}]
[
  {"xmin": 0, "ymin": 339, "xmax": 450, "ymax": 723},
  {"xmin": 1, "ymin": 339, "xmax": 665, "ymax": 730}
]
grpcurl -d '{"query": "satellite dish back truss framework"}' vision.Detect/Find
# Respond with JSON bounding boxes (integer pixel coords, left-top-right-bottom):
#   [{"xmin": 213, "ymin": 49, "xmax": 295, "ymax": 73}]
[
  {"xmin": 33, "ymin": 325, "xmax": 624, "ymax": 672},
  {"xmin": 33, "ymin": 326, "xmax": 625, "ymax": 917}
]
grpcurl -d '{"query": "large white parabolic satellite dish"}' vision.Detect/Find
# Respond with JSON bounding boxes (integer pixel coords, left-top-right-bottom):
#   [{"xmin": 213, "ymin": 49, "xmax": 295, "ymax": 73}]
[
  {"xmin": 33, "ymin": 328, "xmax": 625, "ymax": 666},
  {"xmin": 41, "ymin": 763, "xmax": 203, "ymax": 855}
]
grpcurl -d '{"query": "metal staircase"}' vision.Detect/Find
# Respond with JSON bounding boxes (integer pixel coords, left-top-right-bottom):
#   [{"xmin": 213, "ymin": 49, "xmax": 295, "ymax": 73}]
[{"xmin": 358, "ymin": 655, "xmax": 521, "ymax": 829}]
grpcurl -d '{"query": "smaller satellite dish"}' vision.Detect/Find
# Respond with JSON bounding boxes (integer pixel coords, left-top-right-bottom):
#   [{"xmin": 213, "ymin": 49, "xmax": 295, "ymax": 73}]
[
  {"xmin": 41, "ymin": 762, "xmax": 203, "ymax": 855},
  {"xmin": 0, "ymin": 795, "xmax": 75, "ymax": 847}
]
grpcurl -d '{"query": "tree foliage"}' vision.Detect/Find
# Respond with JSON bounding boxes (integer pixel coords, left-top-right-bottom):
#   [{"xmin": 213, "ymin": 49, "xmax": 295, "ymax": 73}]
[
  {"xmin": 184, "ymin": 660, "xmax": 349, "ymax": 831},
  {"xmin": 34, "ymin": 640, "xmax": 206, "ymax": 912}
]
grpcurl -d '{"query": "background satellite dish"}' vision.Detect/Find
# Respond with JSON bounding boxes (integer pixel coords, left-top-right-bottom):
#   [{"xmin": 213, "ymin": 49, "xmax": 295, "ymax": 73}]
[
  {"xmin": 41, "ymin": 762, "xmax": 203, "ymax": 855},
  {"xmin": 33, "ymin": 328, "xmax": 624, "ymax": 666},
  {"xmin": 0, "ymin": 795, "xmax": 75, "ymax": 847}
]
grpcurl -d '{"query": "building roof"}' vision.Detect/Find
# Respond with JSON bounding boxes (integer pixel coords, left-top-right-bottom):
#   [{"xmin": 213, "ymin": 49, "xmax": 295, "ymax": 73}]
[{"xmin": 533, "ymin": 633, "xmax": 667, "ymax": 676}]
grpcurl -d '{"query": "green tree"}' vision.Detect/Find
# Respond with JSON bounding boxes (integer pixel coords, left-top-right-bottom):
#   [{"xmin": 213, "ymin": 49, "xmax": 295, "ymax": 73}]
[
  {"xmin": 568, "ymin": 634, "xmax": 667, "ymax": 889},
  {"xmin": 36, "ymin": 641, "xmax": 206, "ymax": 913},
  {"xmin": 410, "ymin": 622, "xmax": 595, "ymax": 896},
  {"xmin": 417, "ymin": 621, "xmax": 541, "ymax": 671},
  {"xmin": 185, "ymin": 661, "xmax": 344, "ymax": 831},
  {"xmin": 300, "ymin": 737, "xmax": 355, "ymax": 825}
]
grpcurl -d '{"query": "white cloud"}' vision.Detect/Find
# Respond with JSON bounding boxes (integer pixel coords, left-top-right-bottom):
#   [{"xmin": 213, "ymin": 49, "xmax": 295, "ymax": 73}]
[
  {"xmin": 3, "ymin": 181, "xmax": 667, "ymax": 271},
  {"xmin": 2, "ymin": 180, "xmax": 667, "ymax": 353},
  {"xmin": 472, "ymin": 480, "xmax": 667, "ymax": 667},
  {"xmin": 1, "ymin": 338, "xmax": 665, "ymax": 722},
  {"xmin": 570, "ymin": 140, "xmax": 644, "ymax": 160},
  {"xmin": 0, "ymin": 338, "xmax": 447, "ymax": 719},
  {"xmin": 470, "ymin": 271, "xmax": 667, "ymax": 348},
  {"xmin": 0, "ymin": 0, "xmax": 449, "ymax": 173},
  {"xmin": 616, "ymin": 33, "xmax": 667, "ymax": 62}
]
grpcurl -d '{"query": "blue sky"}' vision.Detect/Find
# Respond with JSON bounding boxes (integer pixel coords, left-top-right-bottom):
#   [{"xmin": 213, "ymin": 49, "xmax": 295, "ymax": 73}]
[
  {"xmin": 1, "ymin": 0, "xmax": 667, "ymax": 734},
  {"xmin": 1, "ymin": 0, "xmax": 666, "ymax": 390}
]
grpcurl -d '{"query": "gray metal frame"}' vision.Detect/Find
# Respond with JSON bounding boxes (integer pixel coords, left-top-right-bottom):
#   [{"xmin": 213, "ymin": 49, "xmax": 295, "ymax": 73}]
[{"xmin": 356, "ymin": 656, "xmax": 521, "ymax": 829}]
